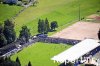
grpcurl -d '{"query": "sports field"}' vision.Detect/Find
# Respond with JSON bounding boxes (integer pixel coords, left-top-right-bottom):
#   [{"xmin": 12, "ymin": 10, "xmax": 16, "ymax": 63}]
[
  {"xmin": 13, "ymin": 0, "xmax": 100, "ymax": 36},
  {"xmin": 11, "ymin": 43, "xmax": 72, "ymax": 66}
]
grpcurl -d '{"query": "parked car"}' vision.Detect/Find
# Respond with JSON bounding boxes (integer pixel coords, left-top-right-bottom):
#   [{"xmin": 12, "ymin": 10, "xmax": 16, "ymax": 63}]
[{"xmin": 36, "ymin": 34, "xmax": 48, "ymax": 38}]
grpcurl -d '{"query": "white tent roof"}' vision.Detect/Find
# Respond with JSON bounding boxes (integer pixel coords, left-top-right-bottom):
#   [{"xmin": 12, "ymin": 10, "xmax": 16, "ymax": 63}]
[{"xmin": 51, "ymin": 39, "xmax": 100, "ymax": 63}]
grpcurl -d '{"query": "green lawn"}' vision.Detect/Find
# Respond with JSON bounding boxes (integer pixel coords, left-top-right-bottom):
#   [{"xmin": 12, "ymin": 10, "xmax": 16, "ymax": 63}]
[
  {"xmin": 0, "ymin": 0, "xmax": 99, "ymax": 36},
  {"xmin": 0, "ymin": 4, "xmax": 22, "ymax": 23},
  {"xmin": 13, "ymin": 0, "xmax": 100, "ymax": 36},
  {"xmin": 11, "ymin": 43, "xmax": 72, "ymax": 66}
]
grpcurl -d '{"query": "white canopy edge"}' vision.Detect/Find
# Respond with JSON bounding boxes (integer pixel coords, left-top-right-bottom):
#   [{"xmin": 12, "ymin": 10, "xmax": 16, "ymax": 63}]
[{"xmin": 51, "ymin": 39, "xmax": 100, "ymax": 63}]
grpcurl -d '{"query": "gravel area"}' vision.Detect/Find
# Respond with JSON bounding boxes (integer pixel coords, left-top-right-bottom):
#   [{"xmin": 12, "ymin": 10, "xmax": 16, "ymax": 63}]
[{"xmin": 51, "ymin": 21, "xmax": 100, "ymax": 40}]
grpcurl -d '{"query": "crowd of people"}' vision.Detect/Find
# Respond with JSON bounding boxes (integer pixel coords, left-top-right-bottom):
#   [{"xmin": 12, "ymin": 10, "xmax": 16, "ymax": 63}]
[
  {"xmin": 0, "ymin": 36, "xmax": 81, "ymax": 57},
  {"xmin": 1, "ymin": 35, "xmax": 99, "ymax": 60},
  {"xmin": 0, "ymin": 44, "xmax": 18, "ymax": 57},
  {"xmin": 36, "ymin": 37, "xmax": 81, "ymax": 45},
  {"xmin": 0, "ymin": 37, "xmax": 38, "ymax": 58},
  {"xmin": 89, "ymin": 46, "xmax": 100, "ymax": 56}
]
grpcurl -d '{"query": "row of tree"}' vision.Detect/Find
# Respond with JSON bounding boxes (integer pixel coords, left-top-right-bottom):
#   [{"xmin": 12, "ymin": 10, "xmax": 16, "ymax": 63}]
[
  {"xmin": 0, "ymin": 57, "xmax": 32, "ymax": 66},
  {"xmin": 16, "ymin": 57, "xmax": 32, "ymax": 66},
  {"xmin": 0, "ymin": 18, "xmax": 58, "ymax": 47},
  {"xmin": 0, "ymin": 19, "xmax": 31, "ymax": 47},
  {"xmin": 38, "ymin": 18, "xmax": 58, "ymax": 34},
  {"xmin": 0, "ymin": 19, "xmax": 16, "ymax": 47},
  {"xmin": 0, "ymin": 57, "xmax": 20, "ymax": 66}
]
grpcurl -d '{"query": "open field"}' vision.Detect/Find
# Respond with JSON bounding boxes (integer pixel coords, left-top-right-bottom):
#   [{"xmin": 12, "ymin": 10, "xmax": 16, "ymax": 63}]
[
  {"xmin": 0, "ymin": 4, "xmax": 22, "ymax": 23},
  {"xmin": 51, "ymin": 22, "xmax": 100, "ymax": 40},
  {"xmin": 13, "ymin": 0, "xmax": 100, "ymax": 36},
  {"xmin": 11, "ymin": 42, "xmax": 72, "ymax": 66}
]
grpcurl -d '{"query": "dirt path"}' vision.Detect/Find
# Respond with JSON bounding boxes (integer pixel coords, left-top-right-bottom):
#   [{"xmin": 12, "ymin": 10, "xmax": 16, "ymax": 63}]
[{"xmin": 51, "ymin": 21, "xmax": 100, "ymax": 40}]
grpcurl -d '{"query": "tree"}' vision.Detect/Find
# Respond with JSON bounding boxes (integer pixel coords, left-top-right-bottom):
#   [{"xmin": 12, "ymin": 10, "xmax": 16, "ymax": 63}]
[
  {"xmin": 50, "ymin": 21, "xmax": 58, "ymax": 30},
  {"xmin": 38, "ymin": 19, "xmax": 42, "ymax": 33},
  {"xmin": 45, "ymin": 18, "xmax": 50, "ymax": 33},
  {"xmin": 41, "ymin": 20, "xmax": 45, "ymax": 34},
  {"xmin": 0, "ymin": 0, "xmax": 3, "ymax": 3},
  {"xmin": 28, "ymin": 61, "xmax": 32, "ymax": 66},
  {"xmin": 38, "ymin": 19, "xmax": 46, "ymax": 34},
  {"xmin": 0, "ymin": 25, "xmax": 7, "ymax": 47},
  {"xmin": 1, "ymin": 60, "xmax": 20, "ymax": 66},
  {"xmin": 0, "ymin": 34, "xmax": 7, "ymax": 47},
  {"xmin": 3, "ymin": 19, "xmax": 16, "ymax": 44},
  {"xmin": 19, "ymin": 26, "xmax": 31, "ymax": 43},
  {"xmin": 98, "ymin": 29, "xmax": 100, "ymax": 40},
  {"xmin": 0, "ymin": 57, "xmax": 20, "ymax": 66},
  {"xmin": 0, "ymin": 25, "xmax": 3, "ymax": 33},
  {"xmin": 16, "ymin": 57, "xmax": 21, "ymax": 66}
]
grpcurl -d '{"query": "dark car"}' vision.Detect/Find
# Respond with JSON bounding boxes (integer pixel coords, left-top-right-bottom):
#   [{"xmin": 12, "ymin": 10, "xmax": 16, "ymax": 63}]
[{"xmin": 36, "ymin": 34, "xmax": 48, "ymax": 38}]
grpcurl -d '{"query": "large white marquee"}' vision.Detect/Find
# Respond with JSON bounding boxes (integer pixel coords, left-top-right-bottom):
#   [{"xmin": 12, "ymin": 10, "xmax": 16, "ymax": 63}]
[{"xmin": 51, "ymin": 39, "xmax": 100, "ymax": 63}]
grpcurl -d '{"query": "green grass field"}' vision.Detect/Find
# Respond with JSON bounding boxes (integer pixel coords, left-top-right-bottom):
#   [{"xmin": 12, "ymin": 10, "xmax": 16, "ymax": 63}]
[
  {"xmin": 0, "ymin": 4, "xmax": 22, "ymax": 23},
  {"xmin": 13, "ymin": 0, "xmax": 100, "ymax": 36},
  {"xmin": 0, "ymin": 0, "xmax": 99, "ymax": 36},
  {"xmin": 11, "ymin": 43, "xmax": 72, "ymax": 66}
]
